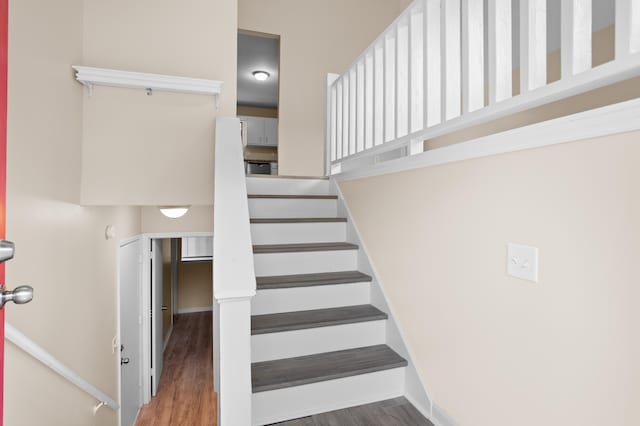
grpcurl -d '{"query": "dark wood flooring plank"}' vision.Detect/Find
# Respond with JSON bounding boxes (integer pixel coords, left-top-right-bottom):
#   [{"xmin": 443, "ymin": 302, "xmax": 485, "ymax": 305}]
[
  {"xmin": 253, "ymin": 242, "xmax": 358, "ymax": 254},
  {"xmin": 251, "ymin": 305, "xmax": 387, "ymax": 335},
  {"xmin": 256, "ymin": 271, "xmax": 372, "ymax": 290},
  {"xmin": 252, "ymin": 345, "xmax": 407, "ymax": 393}
]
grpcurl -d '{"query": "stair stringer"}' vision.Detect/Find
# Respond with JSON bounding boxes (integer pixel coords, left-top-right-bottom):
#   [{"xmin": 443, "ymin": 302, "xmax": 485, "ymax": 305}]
[{"xmin": 332, "ymin": 179, "xmax": 435, "ymax": 423}]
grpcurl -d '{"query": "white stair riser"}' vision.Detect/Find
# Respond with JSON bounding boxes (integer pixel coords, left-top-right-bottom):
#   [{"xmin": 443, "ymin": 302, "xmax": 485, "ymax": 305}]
[
  {"xmin": 252, "ymin": 368, "xmax": 405, "ymax": 425},
  {"xmin": 248, "ymin": 198, "xmax": 337, "ymax": 218},
  {"xmin": 251, "ymin": 321, "xmax": 386, "ymax": 362},
  {"xmin": 252, "ymin": 282, "xmax": 370, "ymax": 315},
  {"xmin": 250, "ymin": 222, "xmax": 346, "ymax": 245},
  {"xmin": 253, "ymin": 250, "xmax": 357, "ymax": 276},
  {"xmin": 246, "ymin": 178, "xmax": 332, "ymax": 195}
]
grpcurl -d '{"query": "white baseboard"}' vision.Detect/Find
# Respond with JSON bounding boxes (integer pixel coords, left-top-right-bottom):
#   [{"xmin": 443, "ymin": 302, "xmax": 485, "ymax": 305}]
[
  {"xmin": 333, "ymin": 182, "xmax": 434, "ymax": 414},
  {"xmin": 162, "ymin": 326, "xmax": 173, "ymax": 352},
  {"xmin": 404, "ymin": 393, "xmax": 433, "ymax": 424},
  {"xmin": 176, "ymin": 306, "xmax": 213, "ymax": 314},
  {"xmin": 431, "ymin": 403, "xmax": 458, "ymax": 426}
]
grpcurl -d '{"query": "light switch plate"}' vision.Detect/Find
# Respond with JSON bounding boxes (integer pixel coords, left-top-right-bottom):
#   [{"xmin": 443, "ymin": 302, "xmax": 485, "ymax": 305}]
[{"xmin": 507, "ymin": 243, "xmax": 538, "ymax": 282}]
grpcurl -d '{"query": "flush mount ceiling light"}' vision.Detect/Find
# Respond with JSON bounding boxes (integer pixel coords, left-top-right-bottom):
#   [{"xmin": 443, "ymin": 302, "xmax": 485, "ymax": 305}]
[
  {"xmin": 159, "ymin": 206, "xmax": 190, "ymax": 219},
  {"xmin": 252, "ymin": 70, "xmax": 270, "ymax": 81}
]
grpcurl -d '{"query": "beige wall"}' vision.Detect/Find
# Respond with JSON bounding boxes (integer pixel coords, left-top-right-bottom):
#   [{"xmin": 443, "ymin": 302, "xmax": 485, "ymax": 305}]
[
  {"xmin": 5, "ymin": 2, "xmax": 141, "ymax": 426},
  {"xmin": 80, "ymin": 0, "xmax": 238, "ymax": 205},
  {"xmin": 339, "ymin": 133, "xmax": 640, "ymax": 426},
  {"xmin": 178, "ymin": 261, "xmax": 213, "ymax": 311},
  {"xmin": 239, "ymin": 0, "xmax": 410, "ymax": 176}
]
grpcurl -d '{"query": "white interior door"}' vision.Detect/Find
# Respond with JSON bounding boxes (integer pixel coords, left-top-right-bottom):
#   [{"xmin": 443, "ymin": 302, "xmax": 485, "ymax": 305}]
[
  {"xmin": 151, "ymin": 239, "xmax": 164, "ymax": 396},
  {"xmin": 119, "ymin": 238, "xmax": 143, "ymax": 426}
]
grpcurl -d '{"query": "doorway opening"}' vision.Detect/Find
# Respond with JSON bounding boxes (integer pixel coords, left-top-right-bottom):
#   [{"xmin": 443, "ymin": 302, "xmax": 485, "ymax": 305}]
[
  {"xmin": 118, "ymin": 232, "xmax": 214, "ymax": 425},
  {"xmin": 237, "ymin": 30, "xmax": 281, "ymax": 176}
]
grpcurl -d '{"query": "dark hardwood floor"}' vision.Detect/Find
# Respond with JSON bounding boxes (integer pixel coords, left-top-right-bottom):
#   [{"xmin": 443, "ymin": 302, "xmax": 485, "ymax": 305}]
[
  {"xmin": 135, "ymin": 312, "xmax": 217, "ymax": 426},
  {"xmin": 270, "ymin": 397, "xmax": 434, "ymax": 426}
]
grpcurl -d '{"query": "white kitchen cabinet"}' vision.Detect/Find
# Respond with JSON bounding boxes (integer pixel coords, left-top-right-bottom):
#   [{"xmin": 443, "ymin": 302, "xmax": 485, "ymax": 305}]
[
  {"xmin": 263, "ymin": 117, "xmax": 278, "ymax": 146},
  {"xmin": 181, "ymin": 236, "xmax": 212, "ymax": 261},
  {"xmin": 240, "ymin": 116, "xmax": 278, "ymax": 147}
]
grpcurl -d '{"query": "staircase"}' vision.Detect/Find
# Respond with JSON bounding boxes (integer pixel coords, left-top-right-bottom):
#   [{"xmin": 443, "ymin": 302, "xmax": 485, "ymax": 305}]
[{"xmin": 246, "ymin": 176, "xmax": 425, "ymax": 425}]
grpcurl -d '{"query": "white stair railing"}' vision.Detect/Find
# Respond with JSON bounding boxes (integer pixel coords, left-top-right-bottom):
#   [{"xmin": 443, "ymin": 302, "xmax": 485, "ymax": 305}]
[
  {"xmin": 327, "ymin": 0, "xmax": 640, "ymax": 174},
  {"xmin": 212, "ymin": 117, "xmax": 256, "ymax": 426},
  {"xmin": 5, "ymin": 322, "xmax": 119, "ymax": 412}
]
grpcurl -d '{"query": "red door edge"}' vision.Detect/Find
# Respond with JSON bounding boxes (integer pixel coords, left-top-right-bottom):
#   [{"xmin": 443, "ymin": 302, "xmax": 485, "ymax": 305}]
[{"xmin": 0, "ymin": 0, "xmax": 9, "ymax": 423}]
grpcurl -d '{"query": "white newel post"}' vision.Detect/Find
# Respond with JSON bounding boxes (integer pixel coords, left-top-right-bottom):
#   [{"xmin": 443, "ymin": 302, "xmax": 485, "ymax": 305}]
[
  {"xmin": 325, "ymin": 73, "xmax": 339, "ymax": 176},
  {"xmin": 213, "ymin": 117, "xmax": 257, "ymax": 426}
]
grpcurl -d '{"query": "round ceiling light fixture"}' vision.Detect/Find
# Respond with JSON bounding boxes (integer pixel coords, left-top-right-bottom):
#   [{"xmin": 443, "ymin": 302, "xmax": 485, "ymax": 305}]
[
  {"xmin": 159, "ymin": 206, "xmax": 190, "ymax": 219},
  {"xmin": 252, "ymin": 70, "xmax": 270, "ymax": 81}
]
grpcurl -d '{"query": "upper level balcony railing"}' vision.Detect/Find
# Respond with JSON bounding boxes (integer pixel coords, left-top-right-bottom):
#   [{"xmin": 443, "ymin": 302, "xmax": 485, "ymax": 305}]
[{"xmin": 326, "ymin": 0, "xmax": 640, "ymax": 175}]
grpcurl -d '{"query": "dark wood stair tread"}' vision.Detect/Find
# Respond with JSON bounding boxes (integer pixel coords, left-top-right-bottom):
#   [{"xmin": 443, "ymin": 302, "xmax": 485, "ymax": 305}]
[
  {"xmin": 251, "ymin": 305, "xmax": 387, "ymax": 335},
  {"xmin": 256, "ymin": 271, "xmax": 372, "ymax": 289},
  {"xmin": 253, "ymin": 242, "xmax": 357, "ymax": 254},
  {"xmin": 268, "ymin": 397, "xmax": 434, "ymax": 426},
  {"xmin": 250, "ymin": 217, "xmax": 347, "ymax": 223},
  {"xmin": 252, "ymin": 345, "xmax": 407, "ymax": 393},
  {"xmin": 248, "ymin": 194, "xmax": 337, "ymax": 199}
]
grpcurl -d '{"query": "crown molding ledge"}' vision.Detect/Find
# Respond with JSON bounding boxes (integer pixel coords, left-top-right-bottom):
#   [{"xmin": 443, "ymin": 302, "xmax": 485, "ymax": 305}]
[{"xmin": 72, "ymin": 66, "xmax": 223, "ymax": 109}]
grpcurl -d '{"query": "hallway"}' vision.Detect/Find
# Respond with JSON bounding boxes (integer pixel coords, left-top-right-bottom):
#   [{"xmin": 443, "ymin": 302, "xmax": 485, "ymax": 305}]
[{"xmin": 136, "ymin": 312, "xmax": 217, "ymax": 425}]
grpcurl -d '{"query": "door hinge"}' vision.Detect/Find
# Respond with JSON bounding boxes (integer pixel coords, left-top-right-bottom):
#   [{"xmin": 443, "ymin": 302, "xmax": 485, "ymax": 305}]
[{"xmin": 150, "ymin": 367, "xmax": 155, "ymax": 377}]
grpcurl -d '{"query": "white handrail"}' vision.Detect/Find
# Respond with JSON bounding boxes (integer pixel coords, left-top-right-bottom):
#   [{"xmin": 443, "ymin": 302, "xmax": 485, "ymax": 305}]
[
  {"xmin": 213, "ymin": 117, "xmax": 255, "ymax": 425},
  {"xmin": 5, "ymin": 322, "xmax": 119, "ymax": 411},
  {"xmin": 327, "ymin": 0, "xmax": 640, "ymax": 174}
]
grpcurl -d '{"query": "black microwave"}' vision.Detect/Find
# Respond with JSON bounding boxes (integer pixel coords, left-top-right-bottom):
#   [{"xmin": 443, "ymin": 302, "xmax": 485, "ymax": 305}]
[{"xmin": 245, "ymin": 161, "xmax": 271, "ymax": 175}]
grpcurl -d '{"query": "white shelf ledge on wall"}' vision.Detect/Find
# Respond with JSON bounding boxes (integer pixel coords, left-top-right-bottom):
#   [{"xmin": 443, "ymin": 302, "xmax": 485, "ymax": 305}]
[{"xmin": 72, "ymin": 65, "xmax": 223, "ymax": 109}]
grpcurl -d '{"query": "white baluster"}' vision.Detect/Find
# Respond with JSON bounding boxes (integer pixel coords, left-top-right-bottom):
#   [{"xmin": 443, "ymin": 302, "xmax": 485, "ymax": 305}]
[
  {"xmin": 410, "ymin": 6, "xmax": 424, "ymax": 133},
  {"xmin": 520, "ymin": 0, "xmax": 547, "ymax": 92},
  {"xmin": 397, "ymin": 19, "xmax": 410, "ymax": 138},
  {"xmin": 336, "ymin": 79, "xmax": 343, "ymax": 160},
  {"xmin": 356, "ymin": 61, "xmax": 365, "ymax": 152},
  {"xmin": 365, "ymin": 53, "xmax": 374, "ymax": 149},
  {"xmin": 330, "ymin": 85, "xmax": 337, "ymax": 162},
  {"xmin": 424, "ymin": 0, "xmax": 442, "ymax": 127},
  {"xmin": 385, "ymin": 31, "xmax": 397, "ymax": 142},
  {"xmin": 374, "ymin": 44, "xmax": 385, "ymax": 146},
  {"xmin": 349, "ymin": 68, "xmax": 357, "ymax": 155},
  {"xmin": 342, "ymin": 75, "xmax": 349, "ymax": 158},
  {"xmin": 488, "ymin": 0, "xmax": 512, "ymax": 104},
  {"xmin": 616, "ymin": 0, "xmax": 640, "ymax": 57},
  {"xmin": 561, "ymin": 0, "xmax": 592, "ymax": 78},
  {"xmin": 441, "ymin": 0, "xmax": 461, "ymax": 120},
  {"xmin": 462, "ymin": 0, "xmax": 484, "ymax": 113}
]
